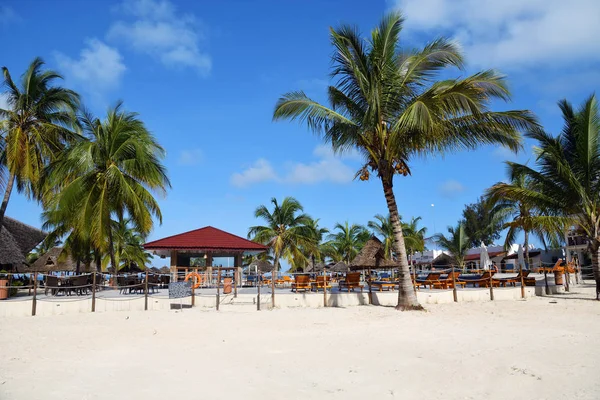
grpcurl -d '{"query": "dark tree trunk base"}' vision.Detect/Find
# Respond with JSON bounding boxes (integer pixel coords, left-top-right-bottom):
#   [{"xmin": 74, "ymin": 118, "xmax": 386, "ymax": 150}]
[{"xmin": 395, "ymin": 304, "xmax": 426, "ymax": 311}]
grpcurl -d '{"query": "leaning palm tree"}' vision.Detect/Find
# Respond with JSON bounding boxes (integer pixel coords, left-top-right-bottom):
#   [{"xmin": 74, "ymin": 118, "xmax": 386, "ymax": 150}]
[
  {"xmin": 497, "ymin": 95, "xmax": 600, "ymax": 299},
  {"xmin": 248, "ymin": 197, "xmax": 316, "ymax": 307},
  {"xmin": 0, "ymin": 57, "xmax": 80, "ymax": 228},
  {"xmin": 45, "ymin": 103, "xmax": 170, "ymax": 275},
  {"xmin": 326, "ymin": 221, "xmax": 369, "ymax": 264},
  {"xmin": 487, "ymin": 173, "xmax": 559, "ymax": 267},
  {"xmin": 434, "ymin": 223, "xmax": 470, "ymax": 271},
  {"xmin": 273, "ymin": 12, "xmax": 537, "ymax": 309}
]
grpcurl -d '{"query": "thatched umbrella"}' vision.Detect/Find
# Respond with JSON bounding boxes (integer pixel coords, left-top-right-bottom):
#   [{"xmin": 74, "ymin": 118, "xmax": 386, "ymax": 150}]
[
  {"xmin": 0, "ymin": 217, "xmax": 46, "ymax": 270},
  {"xmin": 25, "ymin": 247, "xmax": 97, "ymax": 273},
  {"xmin": 248, "ymin": 259, "xmax": 273, "ymax": 274},
  {"xmin": 330, "ymin": 261, "xmax": 348, "ymax": 273},
  {"xmin": 159, "ymin": 266, "xmax": 170, "ymax": 274},
  {"xmin": 349, "ymin": 236, "xmax": 398, "ymax": 304},
  {"xmin": 305, "ymin": 260, "xmax": 326, "ymax": 273}
]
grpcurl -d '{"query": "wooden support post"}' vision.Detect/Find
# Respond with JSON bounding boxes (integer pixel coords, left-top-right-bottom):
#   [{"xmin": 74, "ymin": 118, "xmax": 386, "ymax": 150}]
[
  {"xmin": 91, "ymin": 272, "xmax": 97, "ymax": 312},
  {"xmin": 367, "ymin": 267, "xmax": 373, "ymax": 305},
  {"xmin": 216, "ymin": 267, "xmax": 221, "ymax": 311},
  {"xmin": 31, "ymin": 272, "xmax": 38, "ymax": 316},
  {"xmin": 489, "ymin": 269, "xmax": 494, "ymax": 301},
  {"xmin": 191, "ymin": 268, "xmax": 196, "ymax": 307},
  {"xmin": 144, "ymin": 270, "xmax": 149, "ymax": 311},
  {"xmin": 323, "ymin": 269, "xmax": 327, "ymax": 307},
  {"xmin": 543, "ymin": 270, "xmax": 550, "ymax": 295},
  {"xmin": 519, "ymin": 264, "xmax": 525, "ymax": 299},
  {"xmin": 451, "ymin": 266, "xmax": 458, "ymax": 302},
  {"xmin": 28, "ymin": 273, "xmax": 32, "ymax": 296},
  {"xmin": 564, "ymin": 263, "xmax": 570, "ymax": 292},
  {"xmin": 257, "ymin": 272, "xmax": 261, "ymax": 311},
  {"xmin": 234, "ymin": 268, "xmax": 238, "ymax": 299}
]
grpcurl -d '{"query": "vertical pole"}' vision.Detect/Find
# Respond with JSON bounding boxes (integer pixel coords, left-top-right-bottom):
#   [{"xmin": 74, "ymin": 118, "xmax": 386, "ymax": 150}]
[
  {"xmin": 367, "ymin": 267, "xmax": 373, "ymax": 305},
  {"xmin": 28, "ymin": 273, "xmax": 32, "ymax": 296},
  {"xmin": 144, "ymin": 270, "xmax": 149, "ymax": 311},
  {"xmin": 257, "ymin": 270, "xmax": 261, "ymax": 311},
  {"xmin": 519, "ymin": 263, "xmax": 525, "ymax": 299},
  {"xmin": 31, "ymin": 272, "xmax": 38, "ymax": 316},
  {"xmin": 543, "ymin": 269, "xmax": 550, "ymax": 295},
  {"xmin": 323, "ymin": 269, "xmax": 327, "ymax": 307},
  {"xmin": 234, "ymin": 269, "xmax": 238, "ymax": 299},
  {"xmin": 564, "ymin": 261, "xmax": 570, "ymax": 292},
  {"xmin": 91, "ymin": 272, "xmax": 97, "ymax": 312},
  {"xmin": 191, "ymin": 268, "xmax": 196, "ymax": 307},
  {"xmin": 216, "ymin": 267, "xmax": 221, "ymax": 311},
  {"xmin": 489, "ymin": 270, "xmax": 494, "ymax": 301},
  {"xmin": 451, "ymin": 266, "xmax": 458, "ymax": 302}
]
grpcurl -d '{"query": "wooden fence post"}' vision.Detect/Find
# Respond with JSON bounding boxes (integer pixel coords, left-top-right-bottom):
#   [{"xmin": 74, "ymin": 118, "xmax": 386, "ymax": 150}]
[
  {"xmin": 144, "ymin": 270, "xmax": 149, "ymax": 311},
  {"xmin": 31, "ymin": 272, "xmax": 38, "ymax": 316},
  {"xmin": 489, "ymin": 270, "xmax": 494, "ymax": 301},
  {"xmin": 217, "ymin": 267, "xmax": 222, "ymax": 310},
  {"xmin": 323, "ymin": 269, "xmax": 327, "ymax": 307},
  {"xmin": 451, "ymin": 266, "xmax": 458, "ymax": 302},
  {"xmin": 91, "ymin": 272, "xmax": 97, "ymax": 312},
  {"xmin": 257, "ymin": 273, "xmax": 261, "ymax": 311}
]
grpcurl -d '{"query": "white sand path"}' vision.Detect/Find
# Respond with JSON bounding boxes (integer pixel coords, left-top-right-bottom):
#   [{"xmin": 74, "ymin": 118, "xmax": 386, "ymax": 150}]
[{"xmin": 1, "ymin": 286, "xmax": 599, "ymax": 400}]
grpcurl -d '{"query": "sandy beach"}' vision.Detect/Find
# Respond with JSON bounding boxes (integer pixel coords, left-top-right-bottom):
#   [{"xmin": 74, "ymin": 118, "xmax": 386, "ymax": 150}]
[{"xmin": 1, "ymin": 286, "xmax": 598, "ymax": 400}]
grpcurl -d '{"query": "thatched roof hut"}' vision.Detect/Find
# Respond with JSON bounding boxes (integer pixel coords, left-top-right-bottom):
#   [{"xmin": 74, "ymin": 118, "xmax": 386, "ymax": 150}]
[
  {"xmin": 330, "ymin": 261, "xmax": 348, "ymax": 273},
  {"xmin": 349, "ymin": 236, "xmax": 398, "ymax": 271},
  {"xmin": 159, "ymin": 266, "xmax": 171, "ymax": 274},
  {"xmin": 248, "ymin": 259, "xmax": 273, "ymax": 273},
  {"xmin": 0, "ymin": 217, "xmax": 46, "ymax": 269},
  {"xmin": 26, "ymin": 247, "xmax": 97, "ymax": 273},
  {"xmin": 305, "ymin": 260, "xmax": 326, "ymax": 273}
]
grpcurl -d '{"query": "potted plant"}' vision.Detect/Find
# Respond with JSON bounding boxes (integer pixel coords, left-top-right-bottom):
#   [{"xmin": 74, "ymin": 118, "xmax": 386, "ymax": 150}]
[{"xmin": 0, "ymin": 271, "xmax": 9, "ymax": 300}]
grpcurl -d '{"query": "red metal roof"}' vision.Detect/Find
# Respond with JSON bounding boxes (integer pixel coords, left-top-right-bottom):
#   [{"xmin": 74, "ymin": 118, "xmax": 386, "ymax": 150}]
[{"xmin": 144, "ymin": 226, "xmax": 268, "ymax": 252}]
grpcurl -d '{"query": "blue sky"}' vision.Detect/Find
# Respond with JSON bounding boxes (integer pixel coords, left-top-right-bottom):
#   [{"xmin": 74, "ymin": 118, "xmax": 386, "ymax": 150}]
[{"xmin": 1, "ymin": 0, "xmax": 599, "ymax": 266}]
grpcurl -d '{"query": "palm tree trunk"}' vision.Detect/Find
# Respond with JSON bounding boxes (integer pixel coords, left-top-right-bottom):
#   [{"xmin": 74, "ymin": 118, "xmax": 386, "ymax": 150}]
[
  {"xmin": 381, "ymin": 179, "xmax": 422, "ymax": 310},
  {"xmin": 108, "ymin": 228, "xmax": 118, "ymax": 287},
  {"xmin": 0, "ymin": 172, "xmax": 16, "ymax": 230},
  {"xmin": 524, "ymin": 231, "xmax": 530, "ymax": 269},
  {"xmin": 590, "ymin": 241, "xmax": 600, "ymax": 301},
  {"xmin": 272, "ymin": 253, "xmax": 279, "ymax": 308}
]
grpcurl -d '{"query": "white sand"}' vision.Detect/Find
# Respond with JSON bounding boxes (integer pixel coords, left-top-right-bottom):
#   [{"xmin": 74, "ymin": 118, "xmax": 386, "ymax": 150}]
[{"xmin": 1, "ymin": 286, "xmax": 599, "ymax": 400}]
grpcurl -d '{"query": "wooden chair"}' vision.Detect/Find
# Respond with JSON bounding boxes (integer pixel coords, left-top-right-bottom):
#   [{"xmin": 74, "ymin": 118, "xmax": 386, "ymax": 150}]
[
  {"xmin": 416, "ymin": 272, "xmax": 442, "ymax": 289},
  {"xmin": 291, "ymin": 275, "xmax": 311, "ymax": 292},
  {"xmin": 283, "ymin": 275, "xmax": 293, "ymax": 287},
  {"xmin": 338, "ymin": 272, "xmax": 364, "ymax": 292},
  {"xmin": 537, "ymin": 259, "xmax": 564, "ymax": 274},
  {"xmin": 369, "ymin": 281, "xmax": 397, "ymax": 291},
  {"xmin": 493, "ymin": 270, "xmax": 531, "ymax": 287},
  {"xmin": 458, "ymin": 271, "xmax": 500, "ymax": 288},
  {"xmin": 433, "ymin": 271, "xmax": 466, "ymax": 289},
  {"xmin": 312, "ymin": 276, "xmax": 332, "ymax": 291}
]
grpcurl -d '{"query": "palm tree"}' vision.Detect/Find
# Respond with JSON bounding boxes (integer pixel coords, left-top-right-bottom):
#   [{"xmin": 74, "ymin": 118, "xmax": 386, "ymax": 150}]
[
  {"xmin": 248, "ymin": 197, "xmax": 316, "ymax": 307},
  {"xmin": 496, "ymin": 95, "xmax": 600, "ymax": 299},
  {"xmin": 104, "ymin": 218, "xmax": 151, "ymax": 271},
  {"xmin": 487, "ymin": 173, "xmax": 558, "ymax": 267},
  {"xmin": 273, "ymin": 12, "xmax": 537, "ymax": 309},
  {"xmin": 326, "ymin": 221, "xmax": 369, "ymax": 264},
  {"xmin": 0, "ymin": 57, "xmax": 80, "ymax": 228},
  {"xmin": 46, "ymin": 103, "xmax": 170, "ymax": 275},
  {"xmin": 402, "ymin": 217, "xmax": 427, "ymax": 260},
  {"xmin": 368, "ymin": 214, "xmax": 394, "ymax": 259},
  {"xmin": 434, "ymin": 223, "xmax": 470, "ymax": 271}
]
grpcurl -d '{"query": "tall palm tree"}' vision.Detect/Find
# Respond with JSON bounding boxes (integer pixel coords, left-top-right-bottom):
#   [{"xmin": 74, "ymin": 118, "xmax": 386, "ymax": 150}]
[
  {"xmin": 487, "ymin": 173, "xmax": 558, "ymax": 267},
  {"xmin": 497, "ymin": 95, "xmax": 600, "ymax": 299},
  {"xmin": 434, "ymin": 223, "xmax": 470, "ymax": 271},
  {"xmin": 103, "ymin": 218, "xmax": 151, "ymax": 271},
  {"xmin": 326, "ymin": 221, "xmax": 369, "ymax": 264},
  {"xmin": 0, "ymin": 57, "xmax": 80, "ymax": 228},
  {"xmin": 273, "ymin": 12, "xmax": 537, "ymax": 309},
  {"xmin": 248, "ymin": 197, "xmax": 316, "ymax": 307},
  {"xmin": 46, "ymin": 103, "xmax": 170, "ymax": 275}
]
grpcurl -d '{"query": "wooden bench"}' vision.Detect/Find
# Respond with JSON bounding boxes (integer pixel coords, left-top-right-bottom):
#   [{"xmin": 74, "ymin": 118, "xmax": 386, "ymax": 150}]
[{"xmin": 338, "ymin": 272, "xmax": 364, "ymax": 292}]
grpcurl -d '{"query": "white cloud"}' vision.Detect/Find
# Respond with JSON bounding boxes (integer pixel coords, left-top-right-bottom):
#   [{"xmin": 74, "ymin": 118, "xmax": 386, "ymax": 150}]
[
  {"xmin": 231, "ymin": 159, "xmax": 279, "ymax": 188},
  {"xmin": 393, "ymin": 0, "xmax": 600, "ymax": 69},
  {"xmin": 55, "ymin": 39, "xmax": 126, "ymax": 94},
  {"xmin": 492, "ymin": 146, "xmax": 518, "ymax": 161},
  {"xmin": 108, "ymin": 0, "xmax": 211, "ymax": 74},
  {"xmin": 0, "ymin": 92, "xmax": 9, "ymax": 110},
  {"xmin": 231, "ymin": 146, "xmax": 360, "ymax": 187},
  {"xmin": 0, "ymin": 6, "xmax": 19, "ymax": 26},
  {"xmin": 438, "ymin": 180, "xmax": 465, "ymax": 198},
  {"xmin": 177, "ymin": 148, "xmax": 203, "ymax": 166}
]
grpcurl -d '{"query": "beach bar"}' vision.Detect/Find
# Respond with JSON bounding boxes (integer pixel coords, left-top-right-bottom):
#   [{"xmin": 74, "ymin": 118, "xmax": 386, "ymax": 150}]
[{"xmin": 144, "ymin": 226, "xmax": 268, "ymax": 289}]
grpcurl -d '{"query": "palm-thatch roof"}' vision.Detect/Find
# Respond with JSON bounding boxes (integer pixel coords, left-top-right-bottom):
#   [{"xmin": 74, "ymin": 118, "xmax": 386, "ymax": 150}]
[
  {"xmin": 248, "ymin": 259, "xmax": 274, "ymax": 273},
  {"xmin": 159, "ymin": 266, "xmax": 171, "ymax": 274},
  {"xmin": 349, "ymin": 236, "xmax": 398, "ymax": 270},
  {"xmin": 25, "ymin": 247, "xmax": 97, "ymax": 273},
  {"xmin": 305, "ymin": 260, "xmax": 326, "ymax": 273},
  {"xmin": 0, "ymin": 217, "xmax": 46, "ymax": 268},
  {"xmin": 330, "ymin": 261, "xmax": 348, "ymax": 272}
]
